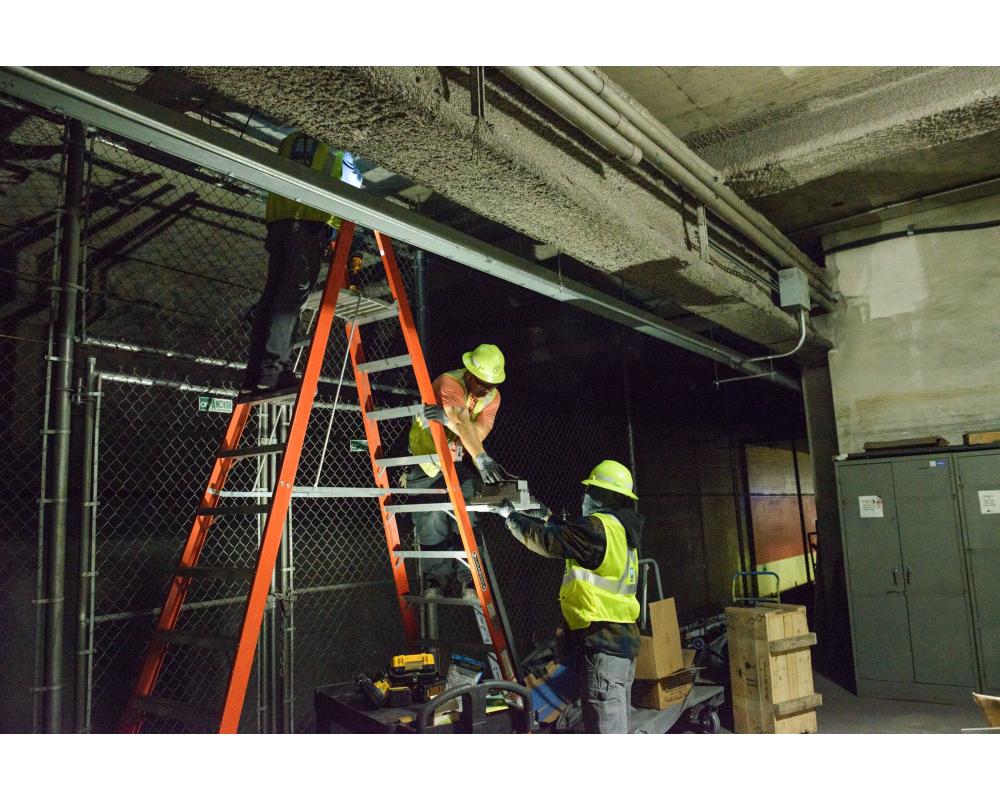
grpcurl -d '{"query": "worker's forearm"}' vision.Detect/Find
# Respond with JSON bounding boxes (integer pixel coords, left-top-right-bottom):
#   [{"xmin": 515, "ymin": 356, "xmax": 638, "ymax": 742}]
[
  {"xmin": 505, "ymin": 514, "xmax": 566, "ymax": 559},
  {"xmin": 445, "ymin": 409, "xmax": 486, "ymax": 459}
]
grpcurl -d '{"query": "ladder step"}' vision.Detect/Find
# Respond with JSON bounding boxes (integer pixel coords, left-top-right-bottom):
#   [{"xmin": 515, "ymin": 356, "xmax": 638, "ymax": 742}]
[
  {"xmin": 366, "ymin": 403, "xmax": 425, "ymax": 422},
  {"xmin": 133, "ymin": 695, "xmax": 219, "ymax": 727},
  {"xmin": 175, "ymin": 565, "xmax": 254, "ymax": 581},
  {"xmin": 374, "ymin": 454, "xmax": 439, "ymax": 469},
  {"xmin": 356, "ymin": 354, "xmax": 413, "ymax": 374},
  {"xmin": 217, "ymin": 443, "xmax": 285, "ymax": 460},
  {"xmin": 403, "ymin": 593, "xmax": 481, "ymax": 607},
  {"xmin": 393, "ymin": 550, "xmax": 469, "ymax": 560},
  {"xmin": 196, "ymin": 504, "xmax": 270, "ymax": 516},
  {"xmin": 234, "ymin": 386, "xmax": 300, "ymax": 406},
  {"xmin": 413, "ymin": 638, "xmax": 495, "ymax": 655},
  {"xmin": 153, "ymin": 629, "xmax": 238, "ymax": 652},
  {"xmin": 214, "ymin": 487, "xmax": 448, "ymax": 499},
  {"xmin": 352, "ymin": 303, "xmax": 401, "ymax": 325}
]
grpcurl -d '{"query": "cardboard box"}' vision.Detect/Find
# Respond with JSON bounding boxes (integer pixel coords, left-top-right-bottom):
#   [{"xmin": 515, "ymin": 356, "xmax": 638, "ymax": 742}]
[
  {"xmin": 634, "ymin": 598, "xmax": 683, "ymax": 680},
  {"xmin": 964, "ymin": 430, "xmax": 1000, "ymax": 446},
  {"xmin": 632, "ymin": 653, "xmax": 696, "ymax": 710}
]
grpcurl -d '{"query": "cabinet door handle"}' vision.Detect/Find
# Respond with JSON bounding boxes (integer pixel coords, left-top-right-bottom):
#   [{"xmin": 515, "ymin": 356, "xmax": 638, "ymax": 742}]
[
  {"xmin": 892, "ymin": 567, "xmax": 899, "ymax": 586},
  {"xmin": 905, "ymin": 566, "xmax": 912, "ymax": 585}
]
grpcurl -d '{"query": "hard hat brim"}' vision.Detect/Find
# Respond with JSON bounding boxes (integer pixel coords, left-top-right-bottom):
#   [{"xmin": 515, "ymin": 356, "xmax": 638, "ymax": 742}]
[
  {"xmin": 462, "ymin": 350, "xmax": 505, "ymax": 384},
  {"xmin": 581, "ymin": 477, "xmax": 638, "ymax": 500}
]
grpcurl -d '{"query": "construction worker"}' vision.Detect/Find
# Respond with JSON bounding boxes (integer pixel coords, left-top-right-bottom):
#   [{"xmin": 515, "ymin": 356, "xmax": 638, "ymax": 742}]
[
  {"xmin": 241, "ymin": 131, "xmax": 363, "ymax": 393},
  {"xmin": 406, "ymin": 343, "xmax": 508, "ymax": 598},
  {"xmin": 488, "ymin": 459, "xmax": 642, "ymax": 734}
]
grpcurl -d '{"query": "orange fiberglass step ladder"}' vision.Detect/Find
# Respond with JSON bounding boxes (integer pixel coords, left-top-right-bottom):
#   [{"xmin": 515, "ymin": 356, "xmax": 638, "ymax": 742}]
[{"xmin": 119, "ymin": 224, "xmax": 519, "ymax": 733}]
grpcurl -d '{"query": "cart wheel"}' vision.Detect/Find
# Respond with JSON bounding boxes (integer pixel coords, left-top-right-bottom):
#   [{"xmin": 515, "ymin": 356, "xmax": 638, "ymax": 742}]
[{"xmin": 697, "ymin": 706, "xmax": 720, "ymax": 734}]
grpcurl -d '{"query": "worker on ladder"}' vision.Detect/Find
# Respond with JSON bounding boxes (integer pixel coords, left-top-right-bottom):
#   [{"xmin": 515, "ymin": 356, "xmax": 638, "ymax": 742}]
[
  {"xmin": 488, "ymin": 460, "xmax": 643, "ymax": 734},
  {"xmin": 407, "ymin": 343, "xmax": 508, "ymax": 600},
  {"xmin": 241, "ymin": 130, "xmax": 364, "ymax": 394}
]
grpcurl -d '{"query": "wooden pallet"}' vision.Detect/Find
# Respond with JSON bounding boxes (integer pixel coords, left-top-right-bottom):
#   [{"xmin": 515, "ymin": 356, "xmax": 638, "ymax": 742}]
[{"xmin": 726, "ymin": 603, "xmax": 821, "ymax": 733}]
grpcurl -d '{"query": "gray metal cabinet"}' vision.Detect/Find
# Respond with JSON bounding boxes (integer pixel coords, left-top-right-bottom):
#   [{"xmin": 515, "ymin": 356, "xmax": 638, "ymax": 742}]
[
  {"xmin": 837, "ymin": 452, "xmax": 984, "ymax": 703},
  {"xmin": 955, "ymin": 452, "xmax": 1000, "ymax": 694}
]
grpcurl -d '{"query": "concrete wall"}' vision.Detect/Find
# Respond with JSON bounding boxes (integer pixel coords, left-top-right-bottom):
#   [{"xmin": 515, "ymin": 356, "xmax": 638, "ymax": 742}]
[{"xmin": 821, "ymin": 194, "xmax": 1000, "ymax": 454}]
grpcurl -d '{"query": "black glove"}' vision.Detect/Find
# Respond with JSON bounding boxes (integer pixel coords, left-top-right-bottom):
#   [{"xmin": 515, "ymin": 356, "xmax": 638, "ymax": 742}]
[
  {"xmin": 474, "ymin": 452, "xmax": 504, "ymax": 484},
  {"xmin": 422, "ymin": 404, "xmax": 447, "ymax": 424}
]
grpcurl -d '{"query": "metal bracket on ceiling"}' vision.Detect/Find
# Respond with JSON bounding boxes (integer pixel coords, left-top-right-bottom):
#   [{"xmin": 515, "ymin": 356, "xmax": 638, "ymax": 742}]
[{"xmin": 470, "ymin": 67, "xmax": 487, "ymax": 120}]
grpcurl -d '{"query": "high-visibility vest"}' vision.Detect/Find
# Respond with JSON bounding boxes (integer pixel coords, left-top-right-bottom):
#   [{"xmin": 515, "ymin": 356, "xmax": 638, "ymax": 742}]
[
  {"xmin": 559, "ymin": 512, "xmax": 639, "ymax": 631},
  {"xmin": 408, "ymin": 369, "xmax": 498, "ymax": 478},
  {"xmin": 265, "ymin": 133, "xmax": 345, "ymax": 227}
]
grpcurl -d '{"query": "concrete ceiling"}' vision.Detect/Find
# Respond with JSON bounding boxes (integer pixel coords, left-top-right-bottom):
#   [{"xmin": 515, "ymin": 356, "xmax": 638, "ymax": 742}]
[
  {"xmin": 99, "ymin": 65, "xmax": 1000, "ymax": 364},
  {"xmin": 603, "ymin": 66, "xmax": 1000, "ymax": 250}
]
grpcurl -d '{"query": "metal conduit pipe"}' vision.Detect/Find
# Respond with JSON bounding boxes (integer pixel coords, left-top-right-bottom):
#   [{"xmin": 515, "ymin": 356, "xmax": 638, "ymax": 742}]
[
  {"xmin": 742, "ymin": 308, "xmax": 808, "ymax": 364},
  {"xmin": 0, "ymin": 67, "xmax": 801, "ymax": 391},
  {"xmin": 498, "ymin": 67, "xmax": 643, "ymax": 164},
  {"xmin": 564, "ymin": 66, "xmax": 838, "ymax": 299},
  {"xmin": 508, "ymin": 68, "xmax": 835, "ymax": 311},
  {"xmin": 535, "ymin": 66, "xmax": 834, "ymax": 313}
]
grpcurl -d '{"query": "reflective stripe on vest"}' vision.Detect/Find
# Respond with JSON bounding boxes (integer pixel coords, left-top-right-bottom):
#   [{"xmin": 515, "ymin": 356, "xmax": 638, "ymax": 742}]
[
  {"xmin": 558, "ymin": 512, "xmax": 639, "ymax": 631},
  {"xmin": 408, "ymin": 370, "xmax": 497, "ymax": 478},
  {"xmin": 265, "ymin": 133, "xmax": 345, "ymax": 227}
]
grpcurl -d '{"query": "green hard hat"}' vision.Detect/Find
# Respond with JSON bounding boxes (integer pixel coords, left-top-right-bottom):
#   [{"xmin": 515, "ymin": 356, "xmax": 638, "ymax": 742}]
[
  {"xmin": 581, "ymin": 459, "xmax": 638, "ymax": 500},
  {"xmin": 462, "ymin": 343, "xmax": 506, "ymax": 384}
]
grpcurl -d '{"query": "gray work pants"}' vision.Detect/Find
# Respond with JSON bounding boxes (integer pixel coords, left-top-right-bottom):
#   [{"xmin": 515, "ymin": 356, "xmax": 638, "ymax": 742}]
[
  {"xmin": 405, "ymin": 462, "xmax": 479, "ymax": 586},
  {"xmin": 580, "ymin": 650, "xmax": 636, "ymax": 734}
]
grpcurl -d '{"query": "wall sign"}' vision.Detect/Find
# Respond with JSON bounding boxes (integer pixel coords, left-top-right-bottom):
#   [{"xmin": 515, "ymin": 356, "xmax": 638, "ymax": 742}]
[
  {"xmin": 859, "ymin": 495, "xmax": 884, "ymax": 518},
  {"xmin": 979, "ymin": 490, "xmax": 1000, "ymax": 515}
]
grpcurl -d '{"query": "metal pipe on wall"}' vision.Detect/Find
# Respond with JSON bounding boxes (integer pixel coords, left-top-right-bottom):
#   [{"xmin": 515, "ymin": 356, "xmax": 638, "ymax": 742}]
[
  {"xmin": 74, "ymin": 357, "xmax": 98, "ymax": 733},
  {"xmin": 562, "ymin": 66, "xmax": 838, "ymax": 304},
  {"xmin": 41, "ymin": 118, "xmax": 86, "ymax": 733},
  {"xmin": 413, "ymin": 248, "xmax": 428, "ymax": 358}
]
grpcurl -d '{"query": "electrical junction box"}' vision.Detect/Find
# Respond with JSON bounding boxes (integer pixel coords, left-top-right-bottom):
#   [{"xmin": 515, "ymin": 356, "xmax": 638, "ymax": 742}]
[{"xmin": 779, "ymin": 267, "xmax": 811, "ymax": 311}]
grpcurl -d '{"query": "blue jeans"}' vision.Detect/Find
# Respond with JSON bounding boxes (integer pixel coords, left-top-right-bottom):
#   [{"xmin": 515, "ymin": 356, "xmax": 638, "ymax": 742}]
[{"xmin": 580, "ymin": 650, "xmax": 636, "ymax": 733}]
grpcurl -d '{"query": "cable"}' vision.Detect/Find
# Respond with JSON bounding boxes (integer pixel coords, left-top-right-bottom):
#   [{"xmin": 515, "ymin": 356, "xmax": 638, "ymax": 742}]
[{"xmin": 824, "ymin": 218, "xmax": 1000, "ymax": 256}]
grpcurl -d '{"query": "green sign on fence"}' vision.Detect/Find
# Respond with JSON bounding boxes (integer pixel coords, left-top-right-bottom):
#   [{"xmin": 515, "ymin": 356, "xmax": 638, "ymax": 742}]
[
  {"xmin": 350, "ymin": 439, "xmax": 369, "ymax": 452},
  {"xmin": 198, "ymin": 396, "xmax": 233, "ymax": 414}
]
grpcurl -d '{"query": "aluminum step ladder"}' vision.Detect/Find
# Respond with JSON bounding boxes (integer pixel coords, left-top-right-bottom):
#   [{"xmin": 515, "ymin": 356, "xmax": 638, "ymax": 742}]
[{"xmin": 119, "ymin": 224, "xmax": 519, "ymax": 733}]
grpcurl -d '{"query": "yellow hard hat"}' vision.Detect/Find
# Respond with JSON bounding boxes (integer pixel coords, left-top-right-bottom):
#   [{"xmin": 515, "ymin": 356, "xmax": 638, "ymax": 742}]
[
  {"xmin": 462, "ymin": 343, "xmax": 505, "ymax": 384},
  {"xmin": 581, "ymin": 459, "xmax": 638, "ymax": 500}
]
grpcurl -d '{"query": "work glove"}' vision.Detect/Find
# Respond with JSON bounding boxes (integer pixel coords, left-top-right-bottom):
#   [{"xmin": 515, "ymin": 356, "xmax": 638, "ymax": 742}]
[
  {"xmin": 474, "ymin": 452, "xmax": 504, "ymax": 484},
  {"xmin": 529, "ymin": 500, "xmax": 552, "ymax": 522},
  {"xmin": 422, "ymin": 404, "xmax": 447, "ymax": 425},
  {"xmin": 485, "ymin": 499, "xmax": 515, "ymax": 519}
]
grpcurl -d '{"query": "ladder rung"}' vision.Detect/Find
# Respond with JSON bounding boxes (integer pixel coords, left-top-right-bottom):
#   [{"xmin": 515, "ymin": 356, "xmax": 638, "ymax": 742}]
[
  {"xmin": 356, "ymin": 354, "xmax": 413, "ymax": 374},
  {"xmin": 133, "ymin": 695, "xmax": 219, "ymax": 727},
  {"xmin": 374, "ymin": 455, "xmax": 439, "ymax": 469},
  {"xmin": 213, "ymin": 487, "xmax": 449, "ymax": 499},
  {"xmin": 196, "ymin": 504, "xmax": 270, "ymax": 516},
  {"xmin": 403, "ymin": 594, "xmax": 481, "ymax": 607},
  {"xmin": 153, "ymin": 629, "xmax": 238, "ymax": 652},
  {"xmin": 413, "ymin": 638, "xmax": 495, "ymax": 654},
  {"xmin": 352, "ymin": 303, "xmax": 401, "ymax": 325},
  {"xmin": 366, "ymin": 404, "xmax": 425, "ymax": 422},
  {"xmin": 393, "ymin": 550, "xmax": 469, "ymax": 560},
  {"xmin": 234, "ymin": 386, "xmax": 300, "ymax": 407},
  {"xmin": 385, "ymin": 502, "xmax": 464, "ymax": 513},
  {"xmin": 175, "ymin": 565, "xmax": 253, "ymax": 581},
  {"xmin": 217, "ymin": 444, "xmax": 285, "ymax": 460}
]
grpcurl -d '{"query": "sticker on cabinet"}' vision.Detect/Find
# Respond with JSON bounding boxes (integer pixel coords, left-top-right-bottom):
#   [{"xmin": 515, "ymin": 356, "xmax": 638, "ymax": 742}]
[
  {"xmin": 978, "ymin": 490, "xmax": 1000, "ymax": 515},
  {"xmin": 858, "ymin": 495, "xmax": 884, "ymax": 518}
]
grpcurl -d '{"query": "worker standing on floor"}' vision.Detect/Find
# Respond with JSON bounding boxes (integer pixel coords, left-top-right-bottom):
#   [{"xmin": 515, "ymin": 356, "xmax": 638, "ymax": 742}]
[
  {"xmin": 407, "ymin": 343, "xmax": 508, "ymax": 599},
  {"xmin": 488, "ymin": 459, "xmax": 643, "ymax": 734},
  {"xmin": 241, "ymin": 131, "xmax": 364, "ymax": 393}
]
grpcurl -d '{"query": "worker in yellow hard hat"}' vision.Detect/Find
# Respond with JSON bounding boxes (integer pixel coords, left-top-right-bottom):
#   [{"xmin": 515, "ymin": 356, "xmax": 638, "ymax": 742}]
[
  {"xmin": 406, "ymin": 343, "xmax": 510, "ymax": 599},
  {"xmin": 487, "ymin": 459, "xmax": 643, "ymax": 733},
  {"xmin": 241, "ymin": 131, "xmax": 364, "ymax": 394}
]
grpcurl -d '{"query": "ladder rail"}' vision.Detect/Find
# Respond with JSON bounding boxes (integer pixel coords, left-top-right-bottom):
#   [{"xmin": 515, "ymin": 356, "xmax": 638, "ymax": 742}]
[
  {"xmin": 218, "ymin": 222, "xmax": 358, "ymax": 733},
  {"xmin": 375, "ymin": 232, "xmax": 517, "ymax": 681}
]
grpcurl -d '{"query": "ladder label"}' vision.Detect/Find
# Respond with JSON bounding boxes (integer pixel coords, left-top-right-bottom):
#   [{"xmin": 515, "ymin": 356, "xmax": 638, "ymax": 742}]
[
  {"xmin": 350, "ymin": 439, "xmax": 369, "ymax": 452},
  {"xmin": 198, "ymin": 396, "xmax": 233, "ymax": 414}
]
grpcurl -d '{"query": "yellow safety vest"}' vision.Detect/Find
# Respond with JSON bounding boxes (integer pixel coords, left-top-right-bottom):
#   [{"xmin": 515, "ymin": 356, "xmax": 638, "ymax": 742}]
[
  {"xmin": 559, "ymin": 512, "xmax": 639, "ymax": 631},
  {"xmin": 265, "ymin": 133, "xmax": 344, "ymax": 227},
  {"xmin": 408, "ymin": 369, "xmax": 497, "ymax": 478}
]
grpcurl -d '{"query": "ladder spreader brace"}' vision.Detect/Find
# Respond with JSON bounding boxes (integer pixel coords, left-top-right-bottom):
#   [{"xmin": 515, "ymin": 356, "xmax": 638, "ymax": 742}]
[{"xmin": 119, "ymin": 223, "xmax": 518, "ymax": 733}]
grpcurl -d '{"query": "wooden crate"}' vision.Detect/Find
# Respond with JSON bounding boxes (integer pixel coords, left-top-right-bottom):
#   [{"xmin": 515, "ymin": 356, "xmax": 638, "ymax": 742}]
[{"xmin": 726, "ymin": 603, "xmax": 821, "ymax": 733}]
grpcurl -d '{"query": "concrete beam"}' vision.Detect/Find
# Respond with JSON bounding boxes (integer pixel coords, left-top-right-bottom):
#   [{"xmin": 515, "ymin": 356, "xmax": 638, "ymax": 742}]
[
  {"xmin": 691, "ymin": 67, "xmax": 1000, "ymax": 199},
  {"xmin": 176, "ymin": 66, "xmax": 828, "ymax": 356}
]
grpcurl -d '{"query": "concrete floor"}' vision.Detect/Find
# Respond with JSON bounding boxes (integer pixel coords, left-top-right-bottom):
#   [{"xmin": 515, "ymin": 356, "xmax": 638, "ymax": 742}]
[{"xmin": 812, "ymin": 674, "xmax": 985, "ymax": 733}]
